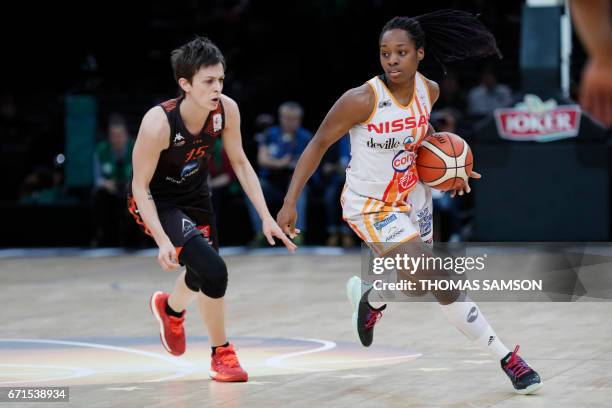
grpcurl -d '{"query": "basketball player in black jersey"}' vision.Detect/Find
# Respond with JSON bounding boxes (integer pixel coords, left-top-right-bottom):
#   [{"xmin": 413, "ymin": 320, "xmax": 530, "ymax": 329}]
[{"xmin": 128, "ymin": 37, "xmax": 295, "ymax": 382}]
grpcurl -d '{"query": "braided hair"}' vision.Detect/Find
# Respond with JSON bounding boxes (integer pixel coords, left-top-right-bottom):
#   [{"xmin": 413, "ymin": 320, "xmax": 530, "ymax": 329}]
[{"xmin": 380, "ymin": 10, "xmax": 502, "ymax": 73}]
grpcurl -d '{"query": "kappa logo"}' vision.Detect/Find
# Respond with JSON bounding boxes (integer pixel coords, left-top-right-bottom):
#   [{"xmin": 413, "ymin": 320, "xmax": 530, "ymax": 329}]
[
  {"xmin": 378, "ymin": 99, "xmax": 392, "ymax": 108},
  {"xmin": 467, "ymin": 306, "xmax": 479, "ymax": 323},
  {"xmin": 182, "ymin": 218, "xmax": 196, "ymax": 236},
  {"xmin": 173, "ymin": 133, "xmax": 185, "ymax": 146},
  {"xmin": 213, "ymin": 113, "xmax": 223, "ymax": 132},
  {"xmin": 488, "ymin": 336, "xmax": 495, "ymax": 346}
]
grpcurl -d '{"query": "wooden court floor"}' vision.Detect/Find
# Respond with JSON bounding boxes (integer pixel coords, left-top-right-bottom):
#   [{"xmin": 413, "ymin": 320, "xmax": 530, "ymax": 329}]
[{"xmin": 1, "ymin": 252, "xmax": 611, "ymax": 407}]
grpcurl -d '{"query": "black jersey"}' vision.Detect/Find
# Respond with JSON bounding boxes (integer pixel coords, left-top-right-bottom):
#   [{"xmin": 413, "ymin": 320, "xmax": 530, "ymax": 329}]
[{"xmin": 145, "ymin": 97, "xmax": 225, "ymax": 204}]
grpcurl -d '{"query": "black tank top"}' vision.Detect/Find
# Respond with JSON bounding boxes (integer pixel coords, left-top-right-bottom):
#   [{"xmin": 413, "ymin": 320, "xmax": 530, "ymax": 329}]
[{"xmin": 146, "ymin": 97, "xmax": 225, "ymax": 204}]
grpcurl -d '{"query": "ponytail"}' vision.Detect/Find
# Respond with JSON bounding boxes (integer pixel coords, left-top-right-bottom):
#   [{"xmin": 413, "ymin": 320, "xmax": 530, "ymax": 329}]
[{"xmin": 380, "ymin": 10, "xmax": 502, "ymax": 73}]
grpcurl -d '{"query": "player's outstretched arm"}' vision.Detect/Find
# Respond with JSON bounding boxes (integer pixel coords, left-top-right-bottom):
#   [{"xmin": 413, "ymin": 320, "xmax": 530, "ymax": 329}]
[
  {"xmin": 132, "ymin": 107, "xmax": 180, "ymax": 271},
  {"xmin": 221, "ymin": 95, "xmax": 296, "ymax": 252},
  {"xmin": 277, "ymin": 85, "xmax": 374, "ymax": 236}
]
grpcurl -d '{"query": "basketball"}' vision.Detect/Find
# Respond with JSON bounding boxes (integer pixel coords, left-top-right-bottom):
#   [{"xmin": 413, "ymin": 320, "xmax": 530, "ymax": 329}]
[{"xmin": 415, "ymin": 132, "xmax": 473, "ymax": 191}]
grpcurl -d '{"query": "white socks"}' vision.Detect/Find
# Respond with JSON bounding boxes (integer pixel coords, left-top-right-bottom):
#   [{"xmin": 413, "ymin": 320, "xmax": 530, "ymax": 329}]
[{"xmin": 439, "ymin": 296, "xmax": 510, "ymax": 360}]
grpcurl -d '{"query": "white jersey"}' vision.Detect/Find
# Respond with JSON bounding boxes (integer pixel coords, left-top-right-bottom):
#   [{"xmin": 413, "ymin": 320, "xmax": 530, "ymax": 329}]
[{"xmin": 346, "ymin": 72, "xmax": 432, "ymax": 204}]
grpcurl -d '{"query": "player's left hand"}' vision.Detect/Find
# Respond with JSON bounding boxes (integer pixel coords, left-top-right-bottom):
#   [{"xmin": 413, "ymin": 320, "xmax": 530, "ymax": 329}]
[
  {"xmin": 262, "ymin": 216, "xmax": 297, "ymax": 253},
  {"xmin": 450, "ymin": 170, "xmax": 482, "ymax": 198}
]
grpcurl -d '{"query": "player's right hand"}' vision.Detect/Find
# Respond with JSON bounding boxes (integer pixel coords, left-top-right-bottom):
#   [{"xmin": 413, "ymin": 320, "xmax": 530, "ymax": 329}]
[
  {"xmin": 450, "ymin": 170, "xmax": 482, "ymax": 198},
  {"xmin": 157, "ymin": 239, "xmax": 180, "ymax": 271},
  {"xmin": 263, "ymin": 216, "xmax": 297, "ymax": 253},
  {"xmin": 277, "ymin": 204, "xmax": 300, "ymax": 239}
]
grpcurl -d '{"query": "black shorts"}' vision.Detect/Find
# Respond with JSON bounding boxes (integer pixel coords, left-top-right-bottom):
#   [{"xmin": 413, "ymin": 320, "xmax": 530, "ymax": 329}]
[{"xmin": 127, "ymin": 195, "xmax": 219, "ymax": 255}]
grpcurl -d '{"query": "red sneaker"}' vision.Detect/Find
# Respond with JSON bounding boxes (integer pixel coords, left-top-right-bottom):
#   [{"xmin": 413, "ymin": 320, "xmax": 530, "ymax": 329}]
[
  {"xmin": 210, "ymin": 344, "xmax": 248, "ymax": 382},
  {"xmin": 149, "ymin": 291, "xmax": 186, "ymax": 356}
]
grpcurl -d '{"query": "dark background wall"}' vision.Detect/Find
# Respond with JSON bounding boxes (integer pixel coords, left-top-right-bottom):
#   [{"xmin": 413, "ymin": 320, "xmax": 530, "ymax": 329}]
[{"xmin": 1, "ymin": 0, "xmax": 604, "ymax": 247}]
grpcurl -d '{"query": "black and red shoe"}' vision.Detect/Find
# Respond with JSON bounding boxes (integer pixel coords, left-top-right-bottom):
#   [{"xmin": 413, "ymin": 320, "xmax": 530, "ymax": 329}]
[
  {"xmin": 149, "ymin": 291, "xmax": 186, "ymax": 356},
  {"xmin": 346, "ymin": 276, "xmax": 386, "ymax": 347},
  {"xmin": 501, "ymin": 345, "xmax": 543, "ymax": 394}
]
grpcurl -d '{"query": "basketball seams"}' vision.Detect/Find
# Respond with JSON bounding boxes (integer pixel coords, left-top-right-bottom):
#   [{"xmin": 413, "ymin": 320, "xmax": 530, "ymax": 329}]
[
  {"xmin": 448, "ymin": 135, "xmax": 458, "ymax": 189},
  {"xmin": 416, "ymin": 133, "xmax": 472, "ymax": 190},
  {"xmin": 420, "ymin": 140, "xmax": 456, "ymax": 168}
]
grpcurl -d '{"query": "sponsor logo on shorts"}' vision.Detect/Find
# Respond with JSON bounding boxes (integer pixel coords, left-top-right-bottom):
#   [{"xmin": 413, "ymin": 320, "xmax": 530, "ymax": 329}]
[
  {"xmin": 374, "ymin": 214, "xmax": 398, "ymax": 231},
  {"xmin": 417, "ymin": 208, "xmax": 432, "ymax": 237},
  {"xmin": 198, "ymin": 225, "xmax": 210, "ymax": 238},
  {"xmin": 385, "ymin": 226, "xmax": 405, "ymax": 241},
  {"xmin": 197, "ymin": 225, "xmax": 213, "ymax": 246},
  {"xmin": 182, "ymin": 218, "xmax": 196, "ymax": 236},
  {"xmin": 392, "ymin": 150, "xmax": 415, "ymax": 172},
  {"xmin": 467, "ymin": 306, "xmax": 479, "ymax": 323},
  {"xmin": 488, "ymin": 336, "xmax": 495, "ymax": 346},
  {"xmin": 173, "ymin": 132, "xmax": 185, "ymax": 146},
  {"xmin": 213, "ymin": 113, "xmax": 223, "ymax": 132}
]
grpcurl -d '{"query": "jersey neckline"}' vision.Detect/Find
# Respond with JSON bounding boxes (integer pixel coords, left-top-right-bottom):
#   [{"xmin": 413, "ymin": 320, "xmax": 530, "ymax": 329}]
[
  {"xmin": 376, "ymin": 74, "xmax": 417, "ymax": 110},
  {"xmin": 176, "ymin": 97, "xmax": 214, "ymax": 138}
]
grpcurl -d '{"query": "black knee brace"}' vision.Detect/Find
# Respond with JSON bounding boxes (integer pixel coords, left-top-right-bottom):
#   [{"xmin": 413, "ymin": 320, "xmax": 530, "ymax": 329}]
[{"xmin": 180, "ymin": 235, "xmax": 228, "ymax": 298}]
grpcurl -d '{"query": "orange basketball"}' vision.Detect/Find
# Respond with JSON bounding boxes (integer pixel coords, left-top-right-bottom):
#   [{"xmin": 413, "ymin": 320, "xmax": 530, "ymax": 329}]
[{"xmin": 416, "ymin": 132, "xmax": 473, "ymax": 191}]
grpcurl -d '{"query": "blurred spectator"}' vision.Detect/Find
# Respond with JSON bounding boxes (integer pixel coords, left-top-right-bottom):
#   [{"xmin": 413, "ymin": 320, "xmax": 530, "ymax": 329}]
[
  {"xmin": 248, "ymin": 113, "xmax": 275, "ymax": 163},
  {"xmin": 1, "ymin": 92, "xmax": 28, "ymax": 200},
  {"xmin": 19, "ymin": 155, "xmax": 75, "ymax": 205},
  {"xmin": 247, "ymin": 102, "xmax": 312, "ymax": 247},
  {"xmin": 91, "ymin": 114, "xmax": 135, "ymax": 247},
  {"xmin": 312, "ymin": 135, "xmax": 354, "ymax": 247},
  {"xmin": 430, "ymin": 109, "xmax": 463, "ymax": 242},
  {"xmin": 466, "ymin": 66, "xmax": 513, "ymax": 118},
  {"xmin": 0, "ymin": 92, "xmax": 19, "ymax": 140},
  {"xmin": 254, "ymin": 113, "xmax": 275, "ymax": 139}
]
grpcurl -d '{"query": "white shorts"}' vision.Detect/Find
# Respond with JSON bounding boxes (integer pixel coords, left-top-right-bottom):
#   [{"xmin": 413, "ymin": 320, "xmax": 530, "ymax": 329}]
[{"xmin": 341, "ymin": 182, "xmax": 433, "ymax": 255}]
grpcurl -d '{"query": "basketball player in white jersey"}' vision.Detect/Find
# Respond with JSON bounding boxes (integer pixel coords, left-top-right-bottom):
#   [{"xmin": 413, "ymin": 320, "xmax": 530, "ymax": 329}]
[{"xmin": 277, "ymin": 10, "xmax": 543, "ymax": 394}]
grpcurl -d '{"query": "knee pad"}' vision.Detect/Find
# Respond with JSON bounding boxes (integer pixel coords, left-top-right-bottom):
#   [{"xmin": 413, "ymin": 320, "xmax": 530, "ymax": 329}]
[
  {"xmin": 179, "ymin": 235, "xmax": 228, "ymax": 298},
  {"xmin": 200, "ymin": 255, "xmax": 228, "ymax": 299},
  {"xmin": 184, "ymin": 267, "xmax": 201, "ymax": 292}
]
